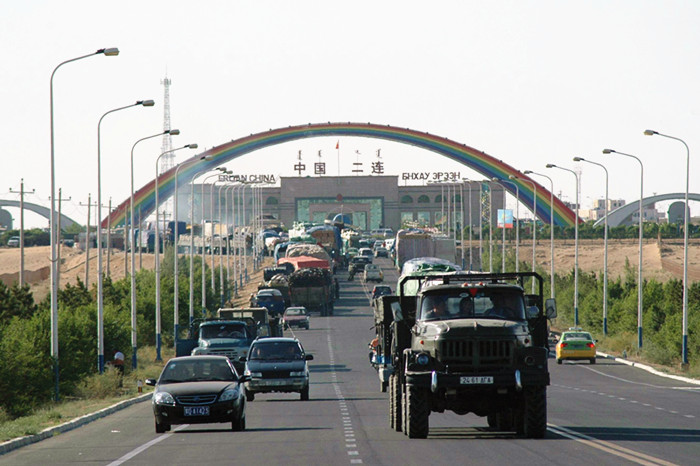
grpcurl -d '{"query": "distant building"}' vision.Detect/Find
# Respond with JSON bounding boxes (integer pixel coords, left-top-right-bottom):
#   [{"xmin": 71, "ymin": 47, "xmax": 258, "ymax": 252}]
[{"xmin": 179, "ymin": 175, "xmax": 505, "ymax": 232}]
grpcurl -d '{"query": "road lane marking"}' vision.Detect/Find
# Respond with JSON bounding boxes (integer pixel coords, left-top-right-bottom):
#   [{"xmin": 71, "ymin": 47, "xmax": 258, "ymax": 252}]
[
  {"xmin": 106, "ymin": 425, "xmax": 189, "ymax": 466},
  {"xmin": 548, "ymin": 424, "xmax": 677, "ymax": 466}
]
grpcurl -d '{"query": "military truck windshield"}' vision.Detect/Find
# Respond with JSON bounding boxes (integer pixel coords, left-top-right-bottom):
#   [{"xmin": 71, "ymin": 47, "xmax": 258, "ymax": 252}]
[
  {"xmin": 419, "ymin": 289, "xmax": 525, "ymax": 321},
  {"xmin": 200, "ymin": 323, "xmax": 248, "ymax": 339}
]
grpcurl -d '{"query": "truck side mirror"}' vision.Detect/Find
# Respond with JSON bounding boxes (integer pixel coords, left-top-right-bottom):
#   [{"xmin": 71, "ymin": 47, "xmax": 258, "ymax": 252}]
[
  {"xmin": 238, "ymin": 356, "xmax": 247, "ymax": 362},
  {"xmin": 305, "ymin": 354, "xmax": 314, "ymax": 361},
  {"xmin": 145, "ymin": 378, "xmax": 157, "ymax": 386},
  {"xmin": 545, "ymin": 298, "xmax": 557, "ymax": 319}
]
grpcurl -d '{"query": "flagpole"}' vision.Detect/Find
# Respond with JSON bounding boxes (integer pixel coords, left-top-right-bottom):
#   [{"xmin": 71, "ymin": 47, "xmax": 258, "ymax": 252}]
[{"xmin": 336, "ymin": 141, "xmax": 340, "ymax": 176}]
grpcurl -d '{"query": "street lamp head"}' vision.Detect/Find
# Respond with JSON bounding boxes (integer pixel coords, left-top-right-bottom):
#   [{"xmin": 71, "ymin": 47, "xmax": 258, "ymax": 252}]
[
  {"xmin": 523, "ymin": 170, "xmax": 533, "ymax": 174},
  {"xmin": 491, "ymin": 177, "xmax": 499, "ymax": 182},
  {"xmin": 200, "ymin": 155, "xmax": 212, "ymax": 161},
  {"xmin": 644, "ymin": 129, "xmax": 657, "ymax": 136},
  {"xmin": 508, "ymin": 175, "xmax": 517, "ymax": 180},
  {"xmin": 99, "ymin": 48, "xmax": 120, "ymax": 56},
  {"xmin": 138, "ymin": 100, "xmax": 155, "ymax": 107},
  {"xmin": 216, "ymin": 167, "xmax": 228, "ymax": 172},
  {"xmin": 602, "ymin": 148, "xmax": 614, "ymax": 154},
  {"xmin": 573, "ymin": 157, "xmax": 584, "ymax": 162},
  {"xmin": 545, "ymin": 164, "xmax": 556, "ymax": 168},
  {"xmin": 186, "ymin": 143, "xmax": 198, "ymax": 149},
  {"xmin": 167, "ymin": 129, "xmax": 180, "ymax": 136}
]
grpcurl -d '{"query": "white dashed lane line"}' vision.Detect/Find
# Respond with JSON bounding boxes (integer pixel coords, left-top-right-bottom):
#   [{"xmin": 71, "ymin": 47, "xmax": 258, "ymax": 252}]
[
  {"xmin": 328, "ymin": 332, "xmax": 364, "ymax": 464},
  {"xmin": 553, "ymin": 383, "xmax": 696, "ymax": 419}
]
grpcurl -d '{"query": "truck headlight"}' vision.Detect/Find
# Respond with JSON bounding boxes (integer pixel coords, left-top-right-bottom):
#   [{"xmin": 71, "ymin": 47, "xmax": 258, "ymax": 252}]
[
  {"xmin": 219, "ymin": 388, "xmax": 239, "ymax": 402},
  {"xmin": 290, "ymin": 371, "xmax": 306, "ymax": 377},
  {"xmin": 245, "ymin": 370, "xmax": 262, "ymax": 378},
  {"xmin": 154, "ymin": 391, "xmax": 175, "ymax": 406},
  {"xmin": 416, "ymin": 353, "xmax": 430, "ymax": 366}
]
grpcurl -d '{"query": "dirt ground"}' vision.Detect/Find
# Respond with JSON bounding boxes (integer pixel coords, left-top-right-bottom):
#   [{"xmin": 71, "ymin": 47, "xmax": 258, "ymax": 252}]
[{"xmin": 1, "ymin": 238, "xmax": 699, "ymax": 300}]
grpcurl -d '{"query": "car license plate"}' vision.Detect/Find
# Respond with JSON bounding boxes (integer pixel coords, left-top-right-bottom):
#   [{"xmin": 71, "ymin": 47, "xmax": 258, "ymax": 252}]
[
  {"xmin": 184, "ymin": 406, "xmax": 210, "ymax": 416},
  {"xmin": 460, "ymin": 376, "xmax": 494, "ymax": 384}
]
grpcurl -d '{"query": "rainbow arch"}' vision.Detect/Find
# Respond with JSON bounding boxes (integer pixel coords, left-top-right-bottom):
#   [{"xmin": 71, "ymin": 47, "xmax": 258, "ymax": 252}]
[{"xmin": 105, "ymin": 123, "xmax": 576, "ymax": 228}]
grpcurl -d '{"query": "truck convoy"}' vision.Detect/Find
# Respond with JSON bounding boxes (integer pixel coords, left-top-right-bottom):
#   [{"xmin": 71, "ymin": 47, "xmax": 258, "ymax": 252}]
[
  {"xmin": 374, "ymin": 271, "xmax": 556, "ymax": 439},
  {"xmin": 288, "ymin": 267, "xmax": 336, "ymax": 316}
]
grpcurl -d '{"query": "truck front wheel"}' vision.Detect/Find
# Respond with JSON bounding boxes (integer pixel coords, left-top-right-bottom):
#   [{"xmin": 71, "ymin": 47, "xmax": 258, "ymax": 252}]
[
  {"xmin": 406, "ymin": 384, "xmax": 430, "ymax": 439},
  {"xmin": 522, "ymin": 386, "xmax": 547, "ymax": 438}
]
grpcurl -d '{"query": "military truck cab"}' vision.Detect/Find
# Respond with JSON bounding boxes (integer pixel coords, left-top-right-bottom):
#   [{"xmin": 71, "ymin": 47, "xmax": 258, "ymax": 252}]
[{"xmin": 389, "ymin": 272, "xmax": 556, "ymax": 439}]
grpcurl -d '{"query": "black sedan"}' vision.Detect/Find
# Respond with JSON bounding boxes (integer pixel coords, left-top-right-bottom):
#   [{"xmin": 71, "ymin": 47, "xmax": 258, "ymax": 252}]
[{"xmin": 146, "ymin": 355, "xmax": 250, "ymax": 433}]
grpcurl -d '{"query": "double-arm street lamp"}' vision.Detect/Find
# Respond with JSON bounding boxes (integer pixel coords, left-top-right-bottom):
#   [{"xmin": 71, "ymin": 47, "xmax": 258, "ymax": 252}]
[
  {"xmin": 97, "ymin": 100, "xmax": 154, "ymax": 374},
  {"xmin": 644, "ymin": 129, "xmax": 691, "ymax": 365},
  {"xmin": 573, "ymin": 157, "xmax": 610, "ymax": 335},
  {"xmin": 129, "ymin": 128, "xmax": 179, "ymax": 370},
  {"xmin": 154, "ymin": 144, "xmax": 198, "ymax": 361},
  {"xmin": 491, "ymin": 178, "xmax": 507, "ymax": 272},
  {"xmin": 547, "ymin": 164, "xmax": 579, "ymax": 326},
  {"xmin": 50, "ymin": 47, "xmax": 118, "ymax": 400},
  {"xmin": 603, "ymin": 148, "xmax": 644, "ymax": 348},
  {"xmin": 503, "ymin": 178, "xmax": 520, "ymax": 272}
]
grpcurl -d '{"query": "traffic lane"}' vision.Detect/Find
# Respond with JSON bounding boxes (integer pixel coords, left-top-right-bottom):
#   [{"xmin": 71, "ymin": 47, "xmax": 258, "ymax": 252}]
[
  {"xmin": 329, "ymin": 278, "xmax": 650, "ymax": 465},
  {"xmin": 549, "ymin": 360, "xmax": 700, "ymax": 465},
  {"xmin": 550, "ymin": 358, "xmax": 700, "ymax": 421},
  {"xmin": 0, "ymin": 398, "xmax": 159, "ymax": 466}
]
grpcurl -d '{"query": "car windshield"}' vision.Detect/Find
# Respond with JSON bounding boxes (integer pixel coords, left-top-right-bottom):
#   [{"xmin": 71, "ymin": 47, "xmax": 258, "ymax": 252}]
[
  {"xmin": 160, "ymin": 359, "xmax": 235, "ymax": 383},
  {"xmin": 285, "ymin": 309, "xmax": 305, "ymax": 316},
  {"xmin": 200, "ymin": 324, "xmax": 248, "ymax": 340},
  {"xmin": 249, "ymin": 342, "xmax": 303, "ymax": 360},
  {"xmin": 419, "ymin": 290, "xmax": 526, "ymax": 321}
]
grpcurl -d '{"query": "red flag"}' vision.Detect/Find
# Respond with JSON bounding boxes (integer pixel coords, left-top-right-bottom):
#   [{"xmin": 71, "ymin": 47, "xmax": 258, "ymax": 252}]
[{"xmin": 335, "ymin": 141, "xmax": 339, "ymax": 149}]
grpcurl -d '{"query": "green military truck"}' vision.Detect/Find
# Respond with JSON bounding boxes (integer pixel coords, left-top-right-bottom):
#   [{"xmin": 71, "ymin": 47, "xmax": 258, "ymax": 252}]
[{"xmin": 386, "ymin": 272, "xmax": 556, "ymax": 439}]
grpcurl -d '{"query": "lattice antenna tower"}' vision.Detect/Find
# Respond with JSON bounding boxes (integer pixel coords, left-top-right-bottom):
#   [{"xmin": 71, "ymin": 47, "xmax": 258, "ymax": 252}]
[{"xmin": 160, "ymin": 76, "xmax": 174, "ymax": 217}]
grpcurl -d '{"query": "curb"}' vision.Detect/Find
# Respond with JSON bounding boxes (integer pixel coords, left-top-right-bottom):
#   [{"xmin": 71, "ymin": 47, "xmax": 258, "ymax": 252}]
[
  {"xmin": 596, "ymin": 352, "xmax": 700, "ymax": 386},
  {"xmin": 0, "ymin": 393, "xmax": 152, "ymax": 456}
]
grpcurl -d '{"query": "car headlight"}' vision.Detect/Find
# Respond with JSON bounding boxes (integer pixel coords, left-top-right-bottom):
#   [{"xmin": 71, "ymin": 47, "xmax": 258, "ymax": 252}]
[
  {"xmin": 290, "ymin": 371, "xmax": 306, "ymax": 377},
  {"xmin": 416, "ymin": 353, "xmax": 430, "ymax": 366},
  {"xmin": 219, "ymin": 388, "xmax": 239, "ymax": 402},
  {"xmin": 154, "ymin": 391, "xmax": 175, "ymax": 406}
]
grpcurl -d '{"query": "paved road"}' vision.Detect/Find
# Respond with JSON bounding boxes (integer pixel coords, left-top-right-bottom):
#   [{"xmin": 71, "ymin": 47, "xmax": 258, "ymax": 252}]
[{"xmin": 2, "ymin": 257, "xmax": 699, "ymax": 465}]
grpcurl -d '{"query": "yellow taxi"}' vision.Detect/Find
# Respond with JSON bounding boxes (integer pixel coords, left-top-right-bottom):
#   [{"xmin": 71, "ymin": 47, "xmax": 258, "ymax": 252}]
[{"xmin": 555, "ymin": 328, "xmax": 596, "ymax": 364}]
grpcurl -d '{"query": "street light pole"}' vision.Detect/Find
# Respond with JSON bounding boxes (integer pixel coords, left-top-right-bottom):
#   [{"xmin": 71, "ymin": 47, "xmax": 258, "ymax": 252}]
[
  {"xmin": 504, "ymin": 178, "xmax": 520, "ymax": 273},
  {"xmin": 491, "ymin": 179, "xmax": 507, "ymax": 272},
  {"xmin": 189, "ymin": 167, "xmax": 214, "ymax": 325},
  {"xmin": 154, "ymin": 144, "xmax": 196, "ymax": 361},
  {"xmin": 512, "ymin": 175, "xmax": 537, "ymax": 293},
  {"xmin": 574, "ymin": 157, "xmax": 609, "ymax": 335},
  {"xmin": 130, "ymin": 129, "xmax": 179, "ymax": 370},
  {"xmin": 50, "ymin": 47, "xmax": 118, "ymax": 399},
  {"xmin": 547, "ymin": 164, "xmax": 579, "ymax": 326},
  {"xmin": 172, "ymin": 148, "xmax": 203, "ymax": 345},
  {"xmin": 603, "ymin": 148, "xmax": 644, "ymax": 348},
  {"xmin": 644, "ymin": 129, "xmax": 690, "ymax": 365},
  {"xmin": 525, "ymin": 171, "xmax": 555, "ymax": 298},
  {"xmin": 97, "ymin": 100, "xmax": 154, "ymax": 373}
]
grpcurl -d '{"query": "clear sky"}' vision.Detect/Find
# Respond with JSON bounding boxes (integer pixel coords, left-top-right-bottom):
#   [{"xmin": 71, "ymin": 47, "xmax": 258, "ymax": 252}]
[{"xmin": 2, "ymin": 1, "xmax": 699, "ymax": 228}]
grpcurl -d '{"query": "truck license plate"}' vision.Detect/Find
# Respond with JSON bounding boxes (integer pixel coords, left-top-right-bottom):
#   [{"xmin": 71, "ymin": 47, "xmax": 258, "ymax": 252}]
[
  {"xmin": 460, "ymin": 376, "xmax": 494, "ymax": 384},
  {"xmin": 184, "ymin": 406, "xmax": 210, "ymax": 416}
]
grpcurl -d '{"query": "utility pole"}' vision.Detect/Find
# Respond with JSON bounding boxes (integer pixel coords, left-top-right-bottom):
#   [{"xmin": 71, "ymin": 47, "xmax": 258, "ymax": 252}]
[
  {"xmin": 55, "ymin": 189, "xmax": 71, "ymax": 290},
  {"xmin": 9, "ymin": 179, "xmax": 35, "ymax": 287},
  {"xmin": 80, "ymin": 195, "xmax": 98, "ymax": 287}
]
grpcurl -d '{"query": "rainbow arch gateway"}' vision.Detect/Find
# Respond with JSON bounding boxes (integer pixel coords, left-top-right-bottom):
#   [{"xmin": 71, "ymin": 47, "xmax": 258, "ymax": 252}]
[{"xmin": 105, "ymin": 122, "xmax": 577, "ymax": 228}]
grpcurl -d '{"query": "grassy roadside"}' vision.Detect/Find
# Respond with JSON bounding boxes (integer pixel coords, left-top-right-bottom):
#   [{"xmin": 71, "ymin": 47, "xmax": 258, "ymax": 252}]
[
  {"xmin": 0, "ymin": 258, "xmax": 272, "ymax": 444},
  {"xmin": 551, "ymin": 326, "xmax": 700, "ymax": 379},
  {"xmin": 0, "ymin": 346, "xmax": 172, "ymax": 443}
]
